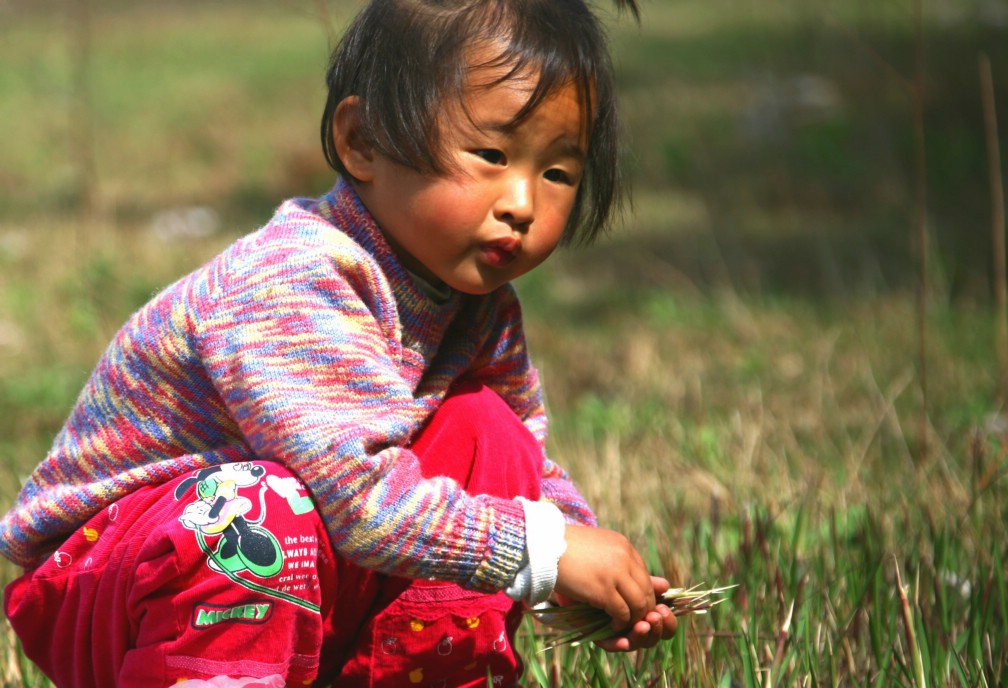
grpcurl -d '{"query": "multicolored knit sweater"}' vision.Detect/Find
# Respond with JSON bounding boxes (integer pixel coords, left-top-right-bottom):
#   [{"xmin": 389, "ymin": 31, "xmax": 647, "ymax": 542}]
[{"xmin": 0, "ymin": 179, "xmax": 595, "ymax": 592}]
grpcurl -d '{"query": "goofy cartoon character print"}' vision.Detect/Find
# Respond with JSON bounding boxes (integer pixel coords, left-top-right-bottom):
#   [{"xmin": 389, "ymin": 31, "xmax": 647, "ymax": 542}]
[{"xmin": 175, "ymin": 462, "xmax": 284, "ymax": 578}]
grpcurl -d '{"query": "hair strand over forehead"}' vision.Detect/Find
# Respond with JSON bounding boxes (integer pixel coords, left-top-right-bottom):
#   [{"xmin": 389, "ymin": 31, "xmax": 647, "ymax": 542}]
[{"xmin": 321, "ymin": 0, "xmax": 638, "ymax": 245}]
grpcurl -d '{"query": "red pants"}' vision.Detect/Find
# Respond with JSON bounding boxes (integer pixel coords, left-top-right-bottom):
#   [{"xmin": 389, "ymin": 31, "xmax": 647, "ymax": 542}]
[{"xmin": 5, "ymin": 384, "xmax": 542, "ymax": 687}]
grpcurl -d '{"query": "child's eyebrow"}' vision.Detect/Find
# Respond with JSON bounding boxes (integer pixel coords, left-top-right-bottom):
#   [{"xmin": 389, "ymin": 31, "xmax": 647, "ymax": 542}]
[
  {"xmin": 558, "ymin": 140, "xmax": 589, "ymax": 160},
  {"xmin": 472, "ymin": 118, "xmax": 522, "ymax": 135},
  {"xmin": 472, "ymin": 119, "xmax": 588, "ymax": 159}
]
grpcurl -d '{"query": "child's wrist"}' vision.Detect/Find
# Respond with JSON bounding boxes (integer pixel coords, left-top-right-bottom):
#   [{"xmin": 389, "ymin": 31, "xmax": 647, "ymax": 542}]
[{"xmin": 504, "ymin": 498, "xmax": 567, "ymax": 605}]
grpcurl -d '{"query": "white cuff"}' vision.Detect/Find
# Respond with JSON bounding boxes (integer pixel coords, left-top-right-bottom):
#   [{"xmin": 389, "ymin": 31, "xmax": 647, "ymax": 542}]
[{"xmin": 504, "ymin": 498, "xmax": 567, "ymax": 605}]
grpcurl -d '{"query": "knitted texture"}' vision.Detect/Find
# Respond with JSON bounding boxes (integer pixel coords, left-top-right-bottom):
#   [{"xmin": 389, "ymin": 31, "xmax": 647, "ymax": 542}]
[{"xmin": 0, "ymin": 179, "xmax": 595, "ymax": 591}]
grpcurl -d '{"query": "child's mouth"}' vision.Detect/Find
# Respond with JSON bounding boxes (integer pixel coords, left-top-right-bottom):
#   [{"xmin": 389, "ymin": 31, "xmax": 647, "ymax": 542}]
[{"xmin": 480, "ymin": 238, "xmax": 520, "ymax": 267}]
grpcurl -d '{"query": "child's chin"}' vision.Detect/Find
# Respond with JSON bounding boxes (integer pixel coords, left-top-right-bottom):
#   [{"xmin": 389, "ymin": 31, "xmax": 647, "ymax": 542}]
[{"xmin": 456, "ymin": 281, "xmax": 506, "ymax": 296}]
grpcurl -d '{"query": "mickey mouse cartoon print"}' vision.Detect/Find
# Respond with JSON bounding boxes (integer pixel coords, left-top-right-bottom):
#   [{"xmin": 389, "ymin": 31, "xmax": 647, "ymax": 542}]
[{"xmin": 175, "ymin": 462, "xmax": 284, "ymax": 578}]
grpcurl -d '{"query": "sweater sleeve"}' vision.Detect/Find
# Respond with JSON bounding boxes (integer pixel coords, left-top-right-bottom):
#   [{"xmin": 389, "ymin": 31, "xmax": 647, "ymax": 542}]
[
  {"xmin": 192, "ymin": 234, "xmax": 527, "ymax": 592},
  {"xmin": 464, "ymin": 287, "xmax": 597, "ymax": 528}
]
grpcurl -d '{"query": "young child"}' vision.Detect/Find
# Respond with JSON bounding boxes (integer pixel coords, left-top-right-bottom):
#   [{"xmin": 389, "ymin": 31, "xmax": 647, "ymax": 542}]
[{"xmin": 0, "ymin": 0, "xmax": 678, "ymax": 685}]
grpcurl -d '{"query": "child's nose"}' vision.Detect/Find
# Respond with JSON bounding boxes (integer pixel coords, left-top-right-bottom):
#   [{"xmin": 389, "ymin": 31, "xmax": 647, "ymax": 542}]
[{"xmin": 494, "ymin": 174, "xmax": 534, "ymax": 228}]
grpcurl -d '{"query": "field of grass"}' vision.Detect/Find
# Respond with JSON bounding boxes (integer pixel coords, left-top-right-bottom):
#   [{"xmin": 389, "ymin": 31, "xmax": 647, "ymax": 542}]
[{"xmin": 1, "ymin": 0, "xmax": 1007, "ymax": 685}]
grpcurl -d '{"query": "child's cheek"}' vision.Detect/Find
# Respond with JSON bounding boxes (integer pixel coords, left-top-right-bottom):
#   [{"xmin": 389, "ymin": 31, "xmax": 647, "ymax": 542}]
[{"xmin": 425, "ymin": 187, "xmax": 486, "ymax": 230}]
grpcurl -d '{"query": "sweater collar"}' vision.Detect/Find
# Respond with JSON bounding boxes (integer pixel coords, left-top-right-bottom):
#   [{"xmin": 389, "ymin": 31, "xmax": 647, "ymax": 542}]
[{"xmin": 314, "ymin": 178, "xmax": 463, "ymax": 342}]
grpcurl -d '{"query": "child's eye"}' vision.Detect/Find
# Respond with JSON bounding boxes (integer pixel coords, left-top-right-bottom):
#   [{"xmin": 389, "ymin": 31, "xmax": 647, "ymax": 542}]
[
  {"xmin": 544, "ymin": 168, "xmax": 574, "ymax": 185},
  {"xmin": 473, "ymin": 149, "xmax": 506, "ymax": 165}
]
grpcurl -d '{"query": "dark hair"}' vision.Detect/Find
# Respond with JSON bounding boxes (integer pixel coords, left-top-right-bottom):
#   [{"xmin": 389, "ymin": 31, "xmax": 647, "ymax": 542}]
[{"xmin": 320, "ymin": 0, "xmax": 638, "ymax": 246}]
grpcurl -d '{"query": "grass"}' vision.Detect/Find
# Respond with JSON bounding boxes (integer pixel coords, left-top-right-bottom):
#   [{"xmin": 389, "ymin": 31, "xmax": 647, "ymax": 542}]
[
  {"xmin": 2, "ymin": 0, "xmax": 1008, "ymax": 685},
  {"xmin": 513, "ymin": 262, "xmax": 1008, "ymax": 684}
]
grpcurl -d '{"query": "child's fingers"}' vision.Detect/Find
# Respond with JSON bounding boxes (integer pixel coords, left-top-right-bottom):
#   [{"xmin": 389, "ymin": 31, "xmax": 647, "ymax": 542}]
[
  {"xmin": 595, "ymin": 635, "xmax": 632, "ymax": 652},
  {"xmin": 593, "ymin": 597, "xmax": 679, "ymax": 652},
  {"xmin": 656, "ymin": 604, "xmax": 677, "ymax": 640},
  {"xmin": 603, "ymin": 593, "xmax": 633, "ymax": 631},
  {"xmin": 631, "ymin": 618, "xmax": 662, "ymax": 649},
  {"xmin": 610, "ymin": 578, "xmax": 654, "ymax": 631},
  {"xmin": 650, "ymin": 575, "xmax": 671, "ymax": 596},
  {"xmin": 595, "ymin": 616, "xmax": 663, "ymax": 652}
]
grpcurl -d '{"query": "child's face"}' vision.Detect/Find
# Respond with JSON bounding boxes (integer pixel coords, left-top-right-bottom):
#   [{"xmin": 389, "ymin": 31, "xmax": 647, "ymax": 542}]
[{"xmin": 353, "ymin": 67, "xmax": 587, "ymax": 295}]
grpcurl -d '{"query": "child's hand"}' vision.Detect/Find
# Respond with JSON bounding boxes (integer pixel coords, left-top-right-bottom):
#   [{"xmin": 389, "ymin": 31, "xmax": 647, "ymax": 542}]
[
  {"xmin": 595, "ymin": 576, "xmax": 678, "ymax": 651},
  {"xmin": 553, "ymin": 525, "xmax": 678, "ymax": 651}
]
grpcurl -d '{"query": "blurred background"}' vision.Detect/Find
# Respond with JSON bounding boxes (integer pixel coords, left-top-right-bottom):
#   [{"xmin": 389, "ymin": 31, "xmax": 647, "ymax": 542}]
[
  {"xmin": 1, "ymin": 0, "xmax": 1007, "ymax": 682},
  {"xmin": 0, "ymin": 0, "xmax": 1003, "ymax": 527},
  {"xmin": 2, "ymin": 0, "xmax": 1006, "ymax": 294},
  {"xmin": 2, "ymin": 0, "xmax": 1008, "ymax": 571}
]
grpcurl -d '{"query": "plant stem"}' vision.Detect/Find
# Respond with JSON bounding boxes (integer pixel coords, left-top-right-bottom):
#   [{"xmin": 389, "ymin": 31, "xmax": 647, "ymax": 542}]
[{"xmin": 979, "ymin": 54, "xmax": 1007, "ymax": 400}]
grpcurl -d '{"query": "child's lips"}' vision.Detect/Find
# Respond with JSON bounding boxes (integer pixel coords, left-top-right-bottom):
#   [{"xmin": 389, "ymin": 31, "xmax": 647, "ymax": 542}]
[{"xmin": 480, "ymin": 237, "xmax": 520, "ymax": 267}]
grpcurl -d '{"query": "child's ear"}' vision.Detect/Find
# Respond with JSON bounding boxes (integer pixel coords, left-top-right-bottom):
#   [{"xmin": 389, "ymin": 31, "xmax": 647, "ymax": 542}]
[{"xmin": 333, "ymin": 96, "xmax": 376, "ymax": 182}]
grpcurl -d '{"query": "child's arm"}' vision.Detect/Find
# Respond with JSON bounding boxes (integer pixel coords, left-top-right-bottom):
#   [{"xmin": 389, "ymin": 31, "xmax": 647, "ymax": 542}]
[
  {"xmin": 554, "ymin": 524, "xmax": 679, "ymax": 651},
  {"xmin": 538, "ymin": 455, "xmax": 597, "ymax": 525},
  {"xmin": 461, "ymin": 291, "xmax": 598, "ymax": 527},
  {"xmin": 461, "ymin": 290, "xmax": 676, "ymax": 649}
]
